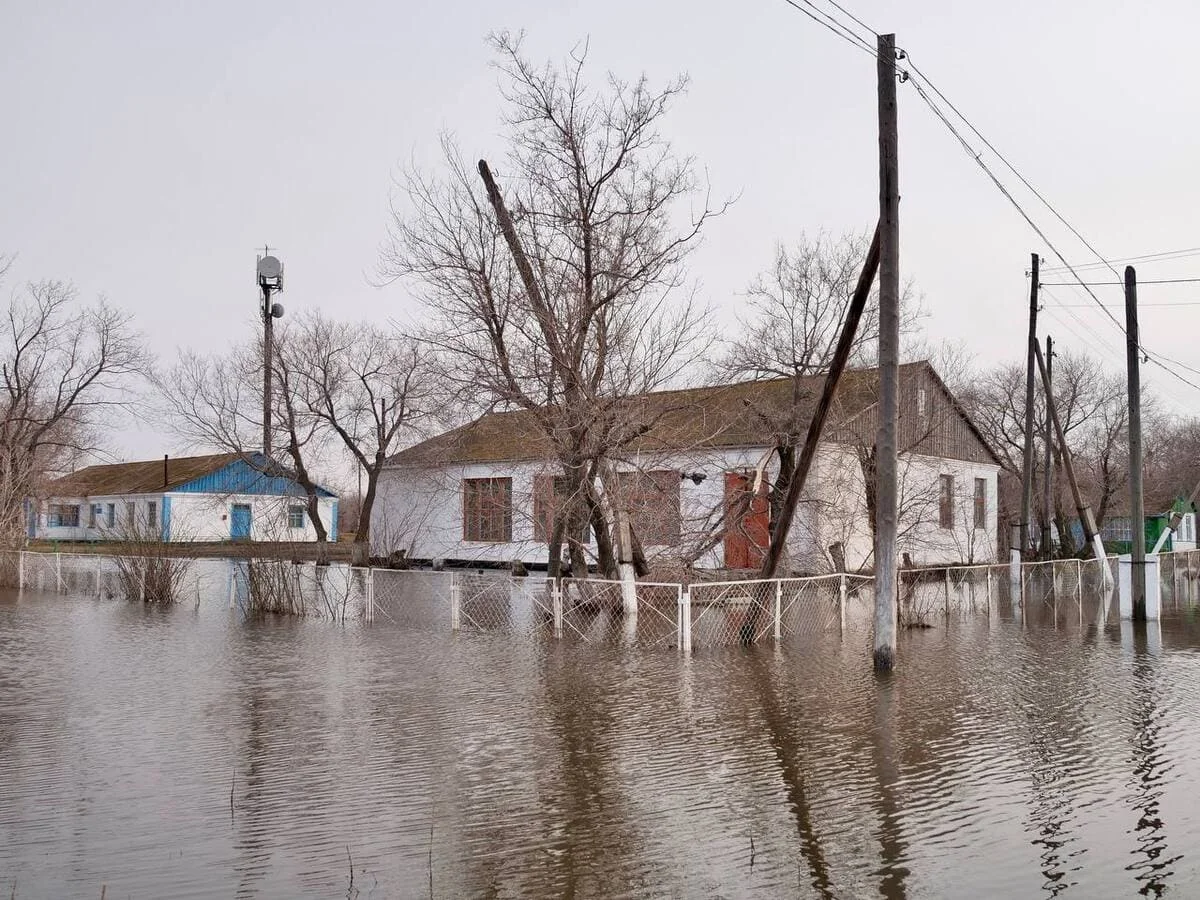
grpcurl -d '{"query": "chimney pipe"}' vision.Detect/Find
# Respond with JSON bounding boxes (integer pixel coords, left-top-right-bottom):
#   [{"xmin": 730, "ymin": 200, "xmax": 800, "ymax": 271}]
[{"xmin": 163, "ymin": 454, "xmax": 168, "ymax": 488}]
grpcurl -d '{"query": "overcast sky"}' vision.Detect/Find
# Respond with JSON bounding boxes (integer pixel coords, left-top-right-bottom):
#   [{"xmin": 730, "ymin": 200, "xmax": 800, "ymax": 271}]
[{"xmin": 3, "ymin": 0, "xmax": 1198, "ymax": 472}]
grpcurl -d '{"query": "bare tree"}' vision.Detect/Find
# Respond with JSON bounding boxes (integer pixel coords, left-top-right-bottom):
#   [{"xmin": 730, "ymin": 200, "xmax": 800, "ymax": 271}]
[
  {"xmin": 717, "ymin": 230, "xmax": 923, "ymax": 561},
  {"xmin": 156, "ymin": 324, "xmax": 332, "ymax": 541},
  {"xmin": 379, "ymin": 32, "xmax": 726, "ymax": 576},
  {"xmin": 287, "ymin": 313, "xmax": 436, "ymax": 551},
  {"xmin": 0, "ymin": 270, "xmax": 144, "ymax": 545},
  {"xmin": 962, "ymin": 348, "xmax": 1137, "ymax": 555}
]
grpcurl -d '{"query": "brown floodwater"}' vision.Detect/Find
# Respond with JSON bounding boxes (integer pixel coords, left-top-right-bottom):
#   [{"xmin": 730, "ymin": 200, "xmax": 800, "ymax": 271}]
[{"xmin": 2, "ymin": 571, "xmax": 1199, "ymax": 899}]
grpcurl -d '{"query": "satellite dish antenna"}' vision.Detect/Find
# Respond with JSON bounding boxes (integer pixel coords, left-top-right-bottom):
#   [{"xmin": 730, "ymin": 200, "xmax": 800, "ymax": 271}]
[
  {"xmin": 270, "ymin": 302, "xmax": 284, "ymax": 319},
  {"xmin": 257, "ymin": 255, "xmax": 282, "ymax": 280}
]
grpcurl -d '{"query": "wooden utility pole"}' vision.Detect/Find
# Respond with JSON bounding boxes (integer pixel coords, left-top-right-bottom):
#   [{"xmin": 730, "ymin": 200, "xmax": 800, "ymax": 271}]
[
  {"xmin": 759, "ymin": 226, "xmax": 880, "ymax": 579},
  {"xmin": 1041, "ymin": 335, "xmax": 1054, "ymax": 558},
  {"xmin": 1126, "ymin": 265, "xmax": 1146, "ymax": 619},
  {"xmin": 1020, "ymin": 253, "xmax": 1040, "ymax": 557},
  {"xmin": 874, "ymin": 32, "xmax": 900, "ymax": 673}
]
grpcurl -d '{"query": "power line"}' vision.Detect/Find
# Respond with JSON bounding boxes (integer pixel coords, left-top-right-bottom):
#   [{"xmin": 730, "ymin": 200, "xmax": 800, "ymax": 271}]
[
  {"xmin": 1052, "ymin": 301, "xmax": 1200, "ymax": 307},
  {"xmin": 1042, "ymin": 246, "xmax": 1200, "ymax": 274},
  {"xmin": 825, "ymin": 0, "xmax": 878, "ymax": 38},
  {"xmin": 779, "ymin": 0, "xmax": 877, "ymax": 58},
  {"xmin": 1041, "ymin": 277, "xmax": 1200, "ymax": 286},
  {"xmin": 776, "ymin": 0, "xmax": 1200, "ymax": 396}
]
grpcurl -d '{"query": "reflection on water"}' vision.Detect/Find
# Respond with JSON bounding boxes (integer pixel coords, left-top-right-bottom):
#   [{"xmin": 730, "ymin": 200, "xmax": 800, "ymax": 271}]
[{"xmin": 3, "ymin": 584, "xmax": 1200, "ymax": 898}]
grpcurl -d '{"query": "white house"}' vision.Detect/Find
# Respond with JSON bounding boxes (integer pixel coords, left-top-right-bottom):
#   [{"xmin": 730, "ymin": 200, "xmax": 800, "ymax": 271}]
[
  {"xmin": 30, "ymin": 452, "xmax": 338, "ymax": 543},
  {"xmin": 371, "ymin": 362, "xmax": 1002, "ymax": 573}
]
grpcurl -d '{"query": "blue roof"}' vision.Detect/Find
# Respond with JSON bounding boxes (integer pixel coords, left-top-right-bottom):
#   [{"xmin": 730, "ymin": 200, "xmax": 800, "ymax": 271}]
[{"xmin": 171, "ymin": 453, "xmax": 336, "ymax": 499}]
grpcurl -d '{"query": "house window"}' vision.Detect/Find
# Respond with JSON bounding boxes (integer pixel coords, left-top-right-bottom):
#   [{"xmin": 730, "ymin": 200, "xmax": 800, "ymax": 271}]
[
  {"xmin": 918, "ymin": 388, "xmax": 928, "ymax": 417},
  {"xmin": 106, "ymin": 504, "xmax": 115, "ymax": 528},
  {"xmin": 288, "ymin": 505, "xmax": 306, "ymax": 529},
  {"xmin": 125, "ymin": 502, "xmax": 136, "ymax": 528},
  {"xmin": 533, "ymin": 475, "xmax": 590, "ymax": 544},
  {"xmin": 939, "ymin": 474, "xmax": 954, "ymax": 529},
  {"xmin": 147, "ymin": 501, "xmax": 158, "ymax": 530},
  {"xmin": 973, "ymin": 478, "xmax": 987, "ymax": 529},
  {"xmin": 613, "ymin": 469, "xmax": 681, "ymax": 547},
  {"xmin": 463, "ymin": 478, "xmax": 513, "ymax": 542},
  {"xmin": 48, "ymin": 504, "xmax": 80, "ymax": 528},
  {"xmin": 89, "ymin": 504, "xmax": 101, "ymax": 528}
]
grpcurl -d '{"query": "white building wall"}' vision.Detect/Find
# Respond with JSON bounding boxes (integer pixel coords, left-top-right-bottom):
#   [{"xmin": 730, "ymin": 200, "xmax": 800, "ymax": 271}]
[
  {"xmin": 34, "ymin": 493, "xmax": 163, "ymax": 542},
  {"xmin": 372, "ymin": 442, "xmax": 999, "ymax": 571},
  {"xmin": 32, "ymin": 492, "xmax": 337, "ymax": 544},
  {"xmin": 167, "ymin": 493, "xmax": 337, "ymax": 542}
]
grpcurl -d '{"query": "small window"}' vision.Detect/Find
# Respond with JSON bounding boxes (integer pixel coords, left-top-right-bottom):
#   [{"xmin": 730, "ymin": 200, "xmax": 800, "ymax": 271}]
[
  {"xmin": 106, "ymin": 504, "xmax": 115, "ymax": 528},
  {"xmin": 147, "ymin": 501, "xmax": 158, "ymax": 529},
  {"xmin": 973, "ymin": 478, "xmax": 987, "ymax": 529},
  {"xmin": 288, "ymin": 505, "xmax": 305, "ymax": 529},
  {"xmin": 463, "ymin": 478, "xmax": 513, "ymax": 542},
  {"xmin": 917, "ymin": 388, "xmax": 928, "ymax": 417},
  {"xmin": 939, "ymin": 474, "xmax": 954, "ymax": 529},
  {"xmin": 125, "ymin": 502, "xmax": 136, "ymax": 527},
  {"xmin": 89, "ymin": 504, "xmax": 100, "ymax": 528}
]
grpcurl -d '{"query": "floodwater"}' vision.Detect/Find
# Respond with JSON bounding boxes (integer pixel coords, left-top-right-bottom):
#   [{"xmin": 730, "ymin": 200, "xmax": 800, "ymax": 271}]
[{"xmin": 2, "ymin": 576, "xmax": 1200, "ymax": 899}]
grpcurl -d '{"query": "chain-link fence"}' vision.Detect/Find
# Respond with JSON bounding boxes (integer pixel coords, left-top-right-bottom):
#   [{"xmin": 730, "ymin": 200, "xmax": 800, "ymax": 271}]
[{"xmin": 15, "ymin": 547, "xmax": 1200, "ymax": 651}]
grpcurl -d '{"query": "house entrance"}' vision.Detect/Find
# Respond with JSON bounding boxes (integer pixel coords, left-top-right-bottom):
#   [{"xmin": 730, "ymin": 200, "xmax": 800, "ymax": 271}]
[
  {"xmin": 724, "ymin": 471, "xmax": 770, "ymax": 569},
  {"xmin": 230, "ymin": 504, "xmax": 252, "ymax": 540}
]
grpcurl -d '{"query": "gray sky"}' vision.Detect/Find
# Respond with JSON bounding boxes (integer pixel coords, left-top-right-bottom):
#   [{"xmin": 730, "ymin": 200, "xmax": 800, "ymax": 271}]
[{"xmin": 3, "ymin": 0, "xmax": 1198, "ymax": 472}]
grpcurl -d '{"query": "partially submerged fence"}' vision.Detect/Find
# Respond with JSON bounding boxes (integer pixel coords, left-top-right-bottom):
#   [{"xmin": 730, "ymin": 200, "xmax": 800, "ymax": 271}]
[{"xmin": 7, "ymin": 548, "xmax": 1192, "ymax": 651}]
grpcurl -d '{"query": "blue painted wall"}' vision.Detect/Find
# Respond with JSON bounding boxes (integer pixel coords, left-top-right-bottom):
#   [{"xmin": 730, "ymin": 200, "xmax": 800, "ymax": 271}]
[
  {"xmin": 172, "ymin": 454, "xmax": 335, "ymax": 499},
  {"xmin": 330, "ymin": 499, "xmax": 338, "ymax": 542},
  {"xmin": 161, "ymin": 496, "xmax": 172, "ymax": 542}
]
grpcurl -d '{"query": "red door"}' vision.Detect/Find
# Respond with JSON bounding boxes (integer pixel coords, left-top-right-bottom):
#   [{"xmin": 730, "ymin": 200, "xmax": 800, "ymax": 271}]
[{"xmin": 724, "ymin": 472, "xmax": 771, "ymax": 569}]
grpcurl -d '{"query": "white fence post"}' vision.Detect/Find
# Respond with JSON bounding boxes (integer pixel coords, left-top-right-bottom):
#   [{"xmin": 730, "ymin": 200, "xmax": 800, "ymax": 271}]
[
  {"xmin": 17, "ymin": 551, "xmax": 24, "ymax": 593},
  {"xmin": 96, "ymin": 556, "xmax": 103, "ymax": 599},
  {"xmin": 552, "ymin": 579, "xmax": 563, "ymax": 638},
  {"xmin": 450, "ymin": 574, "xmax": 461, "ymax": 632},
  {"xmin": 139, "ymin": 560, "xmax": 146, "ymax": 604},
  {"xmin": 839, "ymin": 574, "xmax": 847, "ymax": 633},
  {"xmin": 364, "ymin": 569, "xmax": 375, "ymax": 624},
  {"xmin": 944, "ymin": 568, "xmax": 952, "ymax": 618},
  {"xmin": 773, "ymin": 580, "xmax": 782, "ymax": 641},
  {"xmin": 55, "ymin": 552, "xmax": 62, "ymax": 593},
  {"xmin": 679, "ymin": 586, "xmax": 692, "ymax": 655}
]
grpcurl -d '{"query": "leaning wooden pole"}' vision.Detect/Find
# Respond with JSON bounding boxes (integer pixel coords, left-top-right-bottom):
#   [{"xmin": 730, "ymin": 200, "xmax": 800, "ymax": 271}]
[
  {"xmin": 758, "ymin": 225, "xmax": 881, "ymax": 579},
  {"xmin": 874, "ymin": 33, "xmax": 900, "ymax": 673},
  {"xmin": 1041, "ymin": 334, "xmax": 1054, "ymax": 558},
  {"xmin": 1034, "ymin": 342, "xmax": 1109, "ymax": 579}
]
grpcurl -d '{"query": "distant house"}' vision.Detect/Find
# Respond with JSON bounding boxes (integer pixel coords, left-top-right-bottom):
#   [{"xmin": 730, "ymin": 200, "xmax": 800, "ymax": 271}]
[
  {"xmin": 29, "ymin": 452, "xmax": 338, "ymax": 543},
  {"xmin": 371, "ymin": 362, "xmax": 1002, "ymax": 572},
  {"xmin": 1093, "ymin": 497, "xmax": 1198, "ymax": 554}
]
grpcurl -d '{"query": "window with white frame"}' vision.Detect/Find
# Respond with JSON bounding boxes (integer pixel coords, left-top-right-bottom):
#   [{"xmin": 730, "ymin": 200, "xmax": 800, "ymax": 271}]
[
  {"xmin": 105, "ymin": 504, "xmax": 115, "ymax": 528},
  {"xmin": 288, "ymin": 505, "xmax": 305, "ymax": 529},
  {"xmin": 147, "ymin": 501, "xmax": 158, "ymax": 530}
]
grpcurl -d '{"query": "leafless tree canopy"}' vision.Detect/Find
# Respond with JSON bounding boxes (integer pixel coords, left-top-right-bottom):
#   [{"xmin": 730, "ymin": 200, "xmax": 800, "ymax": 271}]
[
  {"xmin": 0, "ymin": 267, "xmax": 144, "ymax": 545},
  {"xmin": 288, "ymin": 313, "xmax": 436, "ymax": 543},
  {"xmin": 722, "ymin": 230, "xmax": 923, "ymax": 382},
  {"xmin": 379, "ymin": 32, "xmax": 727, "ymax": 575},
  {"xmin": 158, "ymin": 313, "xmax": 436, "ymax": 547}
]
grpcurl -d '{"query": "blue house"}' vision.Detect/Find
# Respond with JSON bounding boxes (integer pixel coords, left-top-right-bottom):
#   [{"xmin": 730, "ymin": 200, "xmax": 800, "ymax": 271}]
[{"xmin": 31, "ymin": 452, "xmax": 338, "ymax": 543}]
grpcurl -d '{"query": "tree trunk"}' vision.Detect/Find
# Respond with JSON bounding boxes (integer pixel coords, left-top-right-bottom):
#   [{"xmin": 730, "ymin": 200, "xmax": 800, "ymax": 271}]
[
  {"xmin": 355, "ymin": 454, "xmax": 385, "ymax": 545},
  {"xmin": 281, "ymin": 440, "xmax": 327, "ymax": 543},
  {"xmin": 586, "ymin": 489, "xmax": 619, "ymax": 580}
]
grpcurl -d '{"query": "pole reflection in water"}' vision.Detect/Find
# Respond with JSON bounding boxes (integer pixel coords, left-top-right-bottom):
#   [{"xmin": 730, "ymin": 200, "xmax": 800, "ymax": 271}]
[{"xmin": 1122, "ymin": 620, "xmax": 1179, "ymax": 897}]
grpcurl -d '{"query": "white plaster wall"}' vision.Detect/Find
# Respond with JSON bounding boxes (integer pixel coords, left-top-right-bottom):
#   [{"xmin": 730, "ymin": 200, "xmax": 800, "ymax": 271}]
[
  {"xmin": 373, "ymin": 448, "xmax": 825, "ymax": 571},
  {"xmin": 374, "ymin": 444, "xmax": 1000, "ymax": 570},
  {"xmin": 167, "ymin": 493, "xmax": 337, "ymax": 542},
  {"xmin": 894, "ymin": 454, "xmax": 1000, "ymax": 565},
  {"xmin": 34, "ymin": 493, "xmax": 162, "ymax": 542}
]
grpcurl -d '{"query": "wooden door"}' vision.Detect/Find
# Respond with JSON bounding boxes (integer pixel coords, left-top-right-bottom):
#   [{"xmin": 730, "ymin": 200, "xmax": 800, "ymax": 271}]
[{"xmin": 724, "ymin": 472, "xmax": 770, "ymax": 569}]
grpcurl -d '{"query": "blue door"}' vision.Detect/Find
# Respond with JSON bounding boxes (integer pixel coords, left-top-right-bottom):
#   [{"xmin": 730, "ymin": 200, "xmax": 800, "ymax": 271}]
[{"xmin": 230, "ymin": 504, "xmax": 252, "ymax": 540}]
